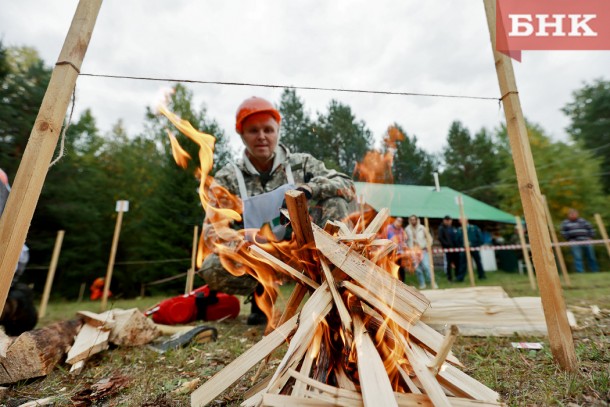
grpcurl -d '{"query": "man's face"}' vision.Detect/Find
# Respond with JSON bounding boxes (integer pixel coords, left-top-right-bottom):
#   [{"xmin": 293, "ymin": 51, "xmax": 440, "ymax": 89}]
[
  {"xmin": 240, "ymin": 112, "xmax": 279, "ymax": 164},
  {"xmin": 444, "ymin": 218, "xmax": 452, "ymax": 226},
  {"xmin": 568, "ymin": 210, "xmax": 579, "ymax": 221},
  {"xmin": 393, "ymin": 218, "xmax": 403, "ymax": 228},
  {"xmin": 409, "ymin": 216, "xmax": 417, "ymax": 226}
]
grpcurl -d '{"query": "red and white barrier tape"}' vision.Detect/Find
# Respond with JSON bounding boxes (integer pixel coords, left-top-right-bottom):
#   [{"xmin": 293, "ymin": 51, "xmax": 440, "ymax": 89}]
[{"xmin": 431, "ymin": 239, "xmax": 609, "ymax": 254}]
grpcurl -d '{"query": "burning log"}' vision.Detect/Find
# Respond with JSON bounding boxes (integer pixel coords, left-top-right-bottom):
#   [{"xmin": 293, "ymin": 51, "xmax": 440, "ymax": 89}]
[{"xmin": 189, "ymin": 194, "xmax": 503, "ymax": 406}]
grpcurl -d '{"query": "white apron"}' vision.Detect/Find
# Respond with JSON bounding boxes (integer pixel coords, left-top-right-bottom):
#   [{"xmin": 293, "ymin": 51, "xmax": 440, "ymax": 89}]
[{"xmin": 233, "ymin": 163, "xmax": 296, "ymax": 240}]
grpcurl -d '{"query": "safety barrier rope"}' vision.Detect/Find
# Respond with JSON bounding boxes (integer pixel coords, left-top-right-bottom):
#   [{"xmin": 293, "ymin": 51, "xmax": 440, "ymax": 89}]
[{"xmin": 431, "ymin": 239, "xmax": 609, "ymax": 254}]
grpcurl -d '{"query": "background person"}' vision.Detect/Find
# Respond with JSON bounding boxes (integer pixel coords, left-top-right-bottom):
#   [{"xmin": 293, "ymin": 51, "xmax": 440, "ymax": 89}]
[
  {"xmin": 405, "ymin": 215, "xmax": 437, "ymax": 289},
  {"xmin": 560, "ymin": 209, "xmax": 599, "ymax": 273},
  {"xmin": 199, "ymin": 96, "xmax": 355, "ymax": 324},
  {"xmin": 455, "ymin": 220, "xmax": 486, "ymax": 281},
  {"xmin": 437, "ymin": 215, "xmax": 460, "ymax": 282}
]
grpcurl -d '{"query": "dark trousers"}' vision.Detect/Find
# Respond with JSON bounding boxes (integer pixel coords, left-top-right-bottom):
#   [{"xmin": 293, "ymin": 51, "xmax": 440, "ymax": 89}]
[
  {"xmin": 457, "ymin": 249, "xmax": 486, "ymax": 281},
  {"xmin": 444, "ymin": 251, "xmax": 460, "ymax": 281}
]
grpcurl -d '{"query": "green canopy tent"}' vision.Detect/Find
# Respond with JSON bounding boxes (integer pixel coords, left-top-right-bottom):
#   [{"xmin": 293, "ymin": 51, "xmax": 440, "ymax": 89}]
[{"xmin": 354, "ymin": 182, "xmax": 516, "ymax": 224}]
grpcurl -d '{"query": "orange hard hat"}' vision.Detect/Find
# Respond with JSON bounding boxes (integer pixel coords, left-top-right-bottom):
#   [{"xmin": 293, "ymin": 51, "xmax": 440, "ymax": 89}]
[
  {"xmin": 235, "ymin": 97, "xmax": 281, "ymax": 134},
  {"xmin": 0, "ymin": 169, "xmax": 8, "ymax": 187}
]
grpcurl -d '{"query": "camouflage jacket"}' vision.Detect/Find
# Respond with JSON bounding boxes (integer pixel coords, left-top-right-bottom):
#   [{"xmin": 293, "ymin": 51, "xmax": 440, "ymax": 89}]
[{"xmin": 203, "ymin": 144, "xmax": 355, "ymax": 240}]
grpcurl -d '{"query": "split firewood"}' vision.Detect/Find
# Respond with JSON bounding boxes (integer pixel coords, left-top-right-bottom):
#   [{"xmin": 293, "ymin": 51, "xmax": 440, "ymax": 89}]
[
  {"xmin": 69, "ymin": 360, "xmax": 85, "ymax": 376},
  {"xmin": 109, "ymin": 308, "xmax": 159, "ymax": 346},
  {"xmin": 314, "ymin": 225, "xmax": 429, "ymax": 322},
  {"xmin": 0, "ymin": 319, "xmax": 81, "ymax": 384},
  {"xmin": 66, "ymin": 323, "xmax": 110, "ymax": 364},
  {"xmin": 190, "ymin": 314, "xmax": 299, "ymax": 407},
  {"xmin": 249, "ymin": 245, "xmax": 319, "ymax": 290},
  {"xmin": 338, "ymin": 233, "xmax": 377, "ymax": 243},
  {"xmin": 353, "ymin": 314, "xmax": 398, "ymax": 407},
  {"xmin": 428, "ymin": 325, "xmax": 460, "ymax": 375},
  {"xmin": 0, "ymin": 329, "xmax": 11, "ymax": 358},
  {"xmin": 363, "ymin": 207, "xmax": 390, "ymax": 235},
  {"xmin": 76, "ymin": 310, "xmax": 115, "ymax": 329}
]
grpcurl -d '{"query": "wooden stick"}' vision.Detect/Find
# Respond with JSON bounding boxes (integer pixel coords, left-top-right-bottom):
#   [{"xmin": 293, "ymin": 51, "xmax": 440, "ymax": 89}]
[
  {"xmin": 0, "ymin": 0, "xmax": 103, "ymax": 317},
  {"xmin": 483, "ymin": 0, "xmax": 577, "ymax": 371},
  {"xmin": 320, "ymin": 258, "xmax": 353, "ymax": 347},
  {"xmin": 101, "ymin": 207, "xmax": 125, "ymax": 311},
  {"xmin": 515, "ymin": 216, "xmax": 536, "ymax": 291},
  {"xmin": 457, "ymin": 196, "xmax": 475, "ymax": 287},
  {"xmin": 38, "ymin": 230, "xmax": 65, "ymax": 318},
  {"xmin": 353, "ymin": 314, "xmax": 398, "ymax": 407},
  {"xmin": 249, "ymin": 245, "xmax": 319, "ymax": 289},
  {"xmin": 363, "ymin": 208, "xmax": 390, "ymax": 235},
  {"xmin": 190, "ymin": 314, "xmax": 298, "ymax": 407},
  {"xmin": 594, "ymin": 214, "xmax": 610, "ymax": 260},
  {"xmin": 185, "ymin": 225, "xmax": 199, "ymax": 294},
  {"xmin": 542, "ymin": 196, "xmax": 571, "ymax": 287},
  {"xmin": 400, "ymin": 337, "xmax": 451, "ymax": 407},
  {"xmin": 427, "ymin": 325, "xmax": 459, "ymax": 374},
  {"xmin": 423, "ymin": 218, "xmax": 437, "ymax": 289}
]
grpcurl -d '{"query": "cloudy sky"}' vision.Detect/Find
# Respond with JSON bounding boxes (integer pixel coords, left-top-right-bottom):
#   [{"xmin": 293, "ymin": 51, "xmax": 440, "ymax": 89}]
[{"xmin": 2, "ymin": 0, "xmax": 609, "ymax": 155}]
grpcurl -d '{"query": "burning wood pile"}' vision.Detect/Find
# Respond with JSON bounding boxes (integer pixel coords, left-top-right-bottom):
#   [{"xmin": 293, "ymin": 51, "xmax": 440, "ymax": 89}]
[{"xmin": 190, "ymin": 191, "xmax": 503, "ymax": 407}]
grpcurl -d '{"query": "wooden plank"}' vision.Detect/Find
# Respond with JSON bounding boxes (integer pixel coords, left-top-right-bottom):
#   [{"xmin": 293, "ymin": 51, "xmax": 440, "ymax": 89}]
[
  {"xmin": 515, "ymin": 216, "xmax": 536, "ymax": 291},
  {"xmin": 542, "ymin": 196, "xmax": 571, "ymax": 286},
  {"xmin": 420, "ymin": 296, "xmax": 576, "ymax": 336},
  {"xmin": 249, "ymin": 245, "xmax": 319, "ymax": 289},
  {"xmin": 38, "ymin": 230, "xmax": 65, "ymax": 318},
  {"xmin": 435, "ymin": 359, "xmax": 500, "ymax": 402},
  {"xmin": 353, "ymin": 314, "xmax": 398, "ymax": 407},
  {"xmin": 66, "ymin": 324, "xmax": 109, "ymax": 364},
  {"xmin": 314, "ymin": 225, "xmax": 429, "ymax": 321},
  {"xmin": 0, "ymin": 320, "xmax": 82, "ymax": 384},
  {"xmin": 483, "ymin": 0, "xmax": 576, "ymax": 371},
  {"xmin": 0, "ymin": 0, "xmax": 103, "ymax": 316},
  {"xmin": 191, "ymin": 315, "xmax": 299, "ymax": 407},
  {"xmin": 338, "ymin": 233, "xmax": 377, "ymax": 243},
  {"xmin": 420, "ymin": 286, "xmax": 508, "ymax": 303}
]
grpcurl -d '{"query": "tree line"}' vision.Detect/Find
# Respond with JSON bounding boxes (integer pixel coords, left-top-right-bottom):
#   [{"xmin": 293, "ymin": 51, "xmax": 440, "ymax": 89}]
[{"xmin": 1, "ymin": 44, "xmax": 608, "ymax": 298}]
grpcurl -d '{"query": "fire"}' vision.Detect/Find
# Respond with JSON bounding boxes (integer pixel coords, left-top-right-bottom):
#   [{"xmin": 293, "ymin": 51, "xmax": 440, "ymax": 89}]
[{"xmin": 161, "ymin": 107, "xmax": 437, "ymax": 395}]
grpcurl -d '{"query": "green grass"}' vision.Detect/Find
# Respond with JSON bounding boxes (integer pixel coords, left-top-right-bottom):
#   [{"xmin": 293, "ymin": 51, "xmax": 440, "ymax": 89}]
[{"xmin": 4, "ymin": 270, "xmax": 610, "ymax": 406}]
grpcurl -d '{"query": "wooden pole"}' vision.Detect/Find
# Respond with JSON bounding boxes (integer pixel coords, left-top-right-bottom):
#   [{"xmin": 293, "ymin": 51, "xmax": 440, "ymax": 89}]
[
  {"xmin": 542, "ymin": 196, "xmax": 571, "ymax": 287},
  {"xmin": 483, "ymin": 0, "xmax": 577, "ymax": 371},
  {"xmin": 101, "ymin": 208, "xmax": 125, "ymax": 311},
  {"xmin": 423, "ymin": 217, "xmax": 437, "ymax": 289},
  {"xmin": 515, "ymin": 216, "xmax": 536, "ymax": 291},
  {"xmin": 457, "ymin": 196, "xmax": 475, "ymax": 286},
  {"xmin": 38, "ymin": 230, "xmax": 65, "ymax": 318},
  {"xmin": 0, "ymin": 0, "xmax": 103, "ymax": 316},
  {"xmin": 77, "ymin": 282, "xmax": 86, "ymax": 303},
  {"xmin": 185, "ymin": 225, "xmax": 199, "ymax": 294},
  {"xmin": 594, "ymin": 213, "xmax": 610, "ymax": 259}
]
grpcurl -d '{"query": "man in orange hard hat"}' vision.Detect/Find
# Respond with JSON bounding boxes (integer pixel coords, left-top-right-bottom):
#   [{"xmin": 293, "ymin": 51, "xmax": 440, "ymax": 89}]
[{"xmin": 199, "ymin": 96, "xmax": 356, "ymax": 325}]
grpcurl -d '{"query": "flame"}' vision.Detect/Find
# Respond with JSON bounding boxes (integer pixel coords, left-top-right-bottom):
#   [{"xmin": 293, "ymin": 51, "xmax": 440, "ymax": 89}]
[
  {"xmin": 161, "ymin": 104, "xmax": 427, "ymax": 387},
  {"xmin": 166, "ymin": 129, "xmax": 191, "ymax": 169}
]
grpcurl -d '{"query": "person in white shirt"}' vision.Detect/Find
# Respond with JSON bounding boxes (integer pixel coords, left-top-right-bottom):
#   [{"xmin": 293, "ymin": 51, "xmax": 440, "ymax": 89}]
[{"xmin": 405, "ymin": 214, "xmax": 437, "ymax": 289}]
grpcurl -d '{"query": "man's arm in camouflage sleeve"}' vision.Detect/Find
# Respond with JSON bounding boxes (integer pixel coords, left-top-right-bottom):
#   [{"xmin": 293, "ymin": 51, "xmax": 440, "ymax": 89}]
[{"xmin": 302, "ymin": 154, "xmax": 356, "ymax": 203}]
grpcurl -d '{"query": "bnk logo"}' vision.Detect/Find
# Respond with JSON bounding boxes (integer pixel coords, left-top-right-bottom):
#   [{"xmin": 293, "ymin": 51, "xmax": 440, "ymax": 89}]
[{"xmin": 496, "ymin": 0, "xmax": 610, "ymax": 61}]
